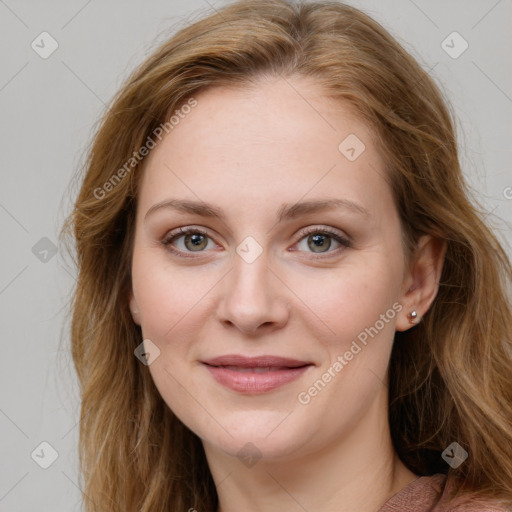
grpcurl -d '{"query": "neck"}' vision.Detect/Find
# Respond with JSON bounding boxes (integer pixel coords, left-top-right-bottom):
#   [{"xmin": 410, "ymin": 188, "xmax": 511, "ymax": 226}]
[{"xmin": 203, "ymin": 387, "xmax": 418, "ymax": 512}]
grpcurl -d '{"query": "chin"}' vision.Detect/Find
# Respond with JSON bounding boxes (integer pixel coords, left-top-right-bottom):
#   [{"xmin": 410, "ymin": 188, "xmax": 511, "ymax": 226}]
[{"xmin": 197, "ymin": 412, "xmax": 313, "ymax": 462}]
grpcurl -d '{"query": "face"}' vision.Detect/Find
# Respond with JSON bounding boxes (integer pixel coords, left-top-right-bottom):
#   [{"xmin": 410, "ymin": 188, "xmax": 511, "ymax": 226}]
[{"xmin": 129, "ymin": 75, "xmax": 415, "ymax": 462}]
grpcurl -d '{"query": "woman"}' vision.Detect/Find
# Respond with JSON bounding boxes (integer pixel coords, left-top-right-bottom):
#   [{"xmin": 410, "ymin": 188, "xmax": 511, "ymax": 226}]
[{"xmin": 60, "ymin": 0, "xmax": 512, "ymax": 510}]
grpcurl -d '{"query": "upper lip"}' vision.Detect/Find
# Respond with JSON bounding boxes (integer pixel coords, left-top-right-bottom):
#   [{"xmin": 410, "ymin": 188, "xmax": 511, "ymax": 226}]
[{"xmin": 201, "ymin": 354, "xmax": 312, "ymax": 368}]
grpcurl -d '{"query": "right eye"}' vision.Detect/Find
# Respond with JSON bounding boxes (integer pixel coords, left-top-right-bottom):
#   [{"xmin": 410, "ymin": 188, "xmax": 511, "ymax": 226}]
[{"xmin": 161, "ymin": 227, "xmax": 218, "ymax": 257}]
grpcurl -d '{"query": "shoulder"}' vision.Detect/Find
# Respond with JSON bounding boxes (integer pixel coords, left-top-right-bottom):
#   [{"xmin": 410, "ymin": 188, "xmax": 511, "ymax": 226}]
[
  {"xmin": 434, "ymin": 474, "xmax": 511, "ymax": 512},
  {"xmin": 377, "ymin": 473, "xmax": 447, "ymax": 512},
  {"xmin": 377, "ymin": 473, "xmax": 511, "ymax": 512},
  {"xmin": 436, "ymin": 497, "xmax": 511, "ymax": 512}
]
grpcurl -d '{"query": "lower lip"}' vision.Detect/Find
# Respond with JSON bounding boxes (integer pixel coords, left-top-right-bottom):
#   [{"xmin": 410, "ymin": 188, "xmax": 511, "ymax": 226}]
[{"xmin": 203, "ymin": 364, "xmax": 312, "ymax": 393}]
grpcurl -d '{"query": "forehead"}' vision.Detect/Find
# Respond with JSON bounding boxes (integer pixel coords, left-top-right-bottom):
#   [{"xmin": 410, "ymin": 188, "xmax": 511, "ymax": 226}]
[{"xmin": 137, "ymin": 75, "xmax": 392, "ymax": 220}]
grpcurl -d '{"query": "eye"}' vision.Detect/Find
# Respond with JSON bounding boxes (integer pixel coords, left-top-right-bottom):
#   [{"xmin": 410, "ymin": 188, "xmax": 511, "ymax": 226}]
[
  {"xmin": 161, "ymin": 226, "xmax": 351, "ymax": 259},
  {"xmin": 161, "ymin": 227, "xmax": 217, "ymax": 258},
  {"xmin": 292, "ymin": 226, "xmax": 351, "ymax": 258}
]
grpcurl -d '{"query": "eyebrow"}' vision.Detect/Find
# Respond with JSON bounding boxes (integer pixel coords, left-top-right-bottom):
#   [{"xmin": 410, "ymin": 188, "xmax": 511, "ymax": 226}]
[{"xmin": 144, "ymin": 197, "xmax": 369, "ymax": 222}]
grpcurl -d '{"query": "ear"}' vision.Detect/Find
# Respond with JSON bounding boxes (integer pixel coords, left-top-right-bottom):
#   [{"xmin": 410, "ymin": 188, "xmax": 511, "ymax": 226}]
[
  {"xmin": 128, "ymin": 290, "xmax": 141, "ymax": 326},
  {"xmin": 395, "ymin": 234, "xmax": 447, "ymax": 332}
]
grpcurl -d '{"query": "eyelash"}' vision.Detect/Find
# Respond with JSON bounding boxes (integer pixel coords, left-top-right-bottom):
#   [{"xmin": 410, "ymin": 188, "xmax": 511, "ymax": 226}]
[{"xmin": 161, "ymin": 226, "xmax": 351, "ymax": 260}]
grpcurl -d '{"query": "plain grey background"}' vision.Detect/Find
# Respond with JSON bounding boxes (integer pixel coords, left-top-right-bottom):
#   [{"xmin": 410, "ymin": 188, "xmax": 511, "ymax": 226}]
[{"xmin": 1, "ymin": 0, "xmax": 511, "ymax": 510}]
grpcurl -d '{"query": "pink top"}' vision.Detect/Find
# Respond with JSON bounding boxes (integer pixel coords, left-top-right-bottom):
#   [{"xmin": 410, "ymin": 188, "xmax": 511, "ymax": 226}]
[{"xmin": 377, "ymin": 473, "xmax": 511, "ymax": 512}]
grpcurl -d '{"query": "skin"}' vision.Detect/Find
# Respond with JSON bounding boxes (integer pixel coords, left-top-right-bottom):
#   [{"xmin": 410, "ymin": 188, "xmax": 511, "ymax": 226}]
[{"xmin": 128, "ymin": 74, "xmax": 446, "ymax": 512}]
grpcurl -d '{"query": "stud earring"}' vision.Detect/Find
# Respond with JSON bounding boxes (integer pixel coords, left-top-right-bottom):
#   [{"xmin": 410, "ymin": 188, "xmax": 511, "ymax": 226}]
[{"xmin": 408, "ymin": 310, "xmax": 420, "ymax": 325}]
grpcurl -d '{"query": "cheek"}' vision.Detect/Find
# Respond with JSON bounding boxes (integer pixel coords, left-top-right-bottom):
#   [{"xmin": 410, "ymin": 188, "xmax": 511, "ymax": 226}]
[
  {"xmin": 132, "ymin": 249, "xmax": 214, "ymax": 338},
  {"xmin": 293, "ymin": 265, "xmax": 400, "ymax": 431},
  {"xmin": 289, "ymin": 254, "xmax": 401, "ymax": 346}
]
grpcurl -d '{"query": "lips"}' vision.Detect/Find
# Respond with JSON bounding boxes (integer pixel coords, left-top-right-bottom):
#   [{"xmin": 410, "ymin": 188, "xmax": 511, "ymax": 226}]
[
  {"xmin": 201, "ymin": 354, "xmax": 313, "ymax": 393},
  {"xmin": 219, "ymin": 366, "xmax": 291, "ymax": 372},
  {"xmin": 202, "ymin": 354, "xmax": 311, "ymax": 368}
]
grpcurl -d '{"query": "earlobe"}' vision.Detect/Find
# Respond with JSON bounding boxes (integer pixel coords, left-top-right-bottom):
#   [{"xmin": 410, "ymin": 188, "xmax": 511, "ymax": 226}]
[
  {"xmin": 396, "ymin": 308, "xmax": 422, "ymax": 332},
  {"xmin": 407, "ymin": 310, "xmax": 420, "ymax": 325},
  {"xmin": 396, "ymin": 235, "xmax": 447, "ymax": 332},
  {"xmin": 129, "ymin": 293, "xmax": 141, "ymax": 325}
]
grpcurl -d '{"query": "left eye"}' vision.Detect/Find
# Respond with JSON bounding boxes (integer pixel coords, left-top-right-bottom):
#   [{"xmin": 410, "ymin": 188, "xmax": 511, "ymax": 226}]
[
  {"xmin": 295, "ymin": 229, "xmax": 350, "ymax": 254},
  {"xmin": 162, "ymin": 227, "xmax": 351, "ymax": 257}
]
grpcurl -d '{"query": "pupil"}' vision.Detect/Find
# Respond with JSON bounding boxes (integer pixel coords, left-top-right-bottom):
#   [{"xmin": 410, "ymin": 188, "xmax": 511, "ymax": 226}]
[
  {"xmin": 309, "ymin": 234, "xmax": 331, "ymax": 253},
  {"xmin": 187, "ymin": 234, "xmax": 206, "ymax": 250}
]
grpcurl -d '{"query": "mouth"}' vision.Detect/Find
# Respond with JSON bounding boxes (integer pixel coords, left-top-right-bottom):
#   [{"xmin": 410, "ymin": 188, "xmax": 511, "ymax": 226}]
[
  {"xmin": 201, "ymin": 355, "xmax": 314, "ymax": 393},
  {"xmin": 208, "ymin": 365, "xmax": 307, "ymax": 372},
  {"xmin": 201, "ymin": 354, "xmax": 312, "ymax": 368}
]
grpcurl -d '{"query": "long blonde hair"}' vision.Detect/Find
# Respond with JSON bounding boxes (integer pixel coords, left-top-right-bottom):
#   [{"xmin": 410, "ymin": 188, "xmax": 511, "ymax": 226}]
[{"xmin": 59, "ymin": 0, "xmax": 512, "ymax": 510}]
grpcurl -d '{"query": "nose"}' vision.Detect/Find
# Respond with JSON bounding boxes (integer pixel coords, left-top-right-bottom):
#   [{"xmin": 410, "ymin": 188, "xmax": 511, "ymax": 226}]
[{"xmin": 215, "ymin": 250, "xmax": 290, "ymax": 334}]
